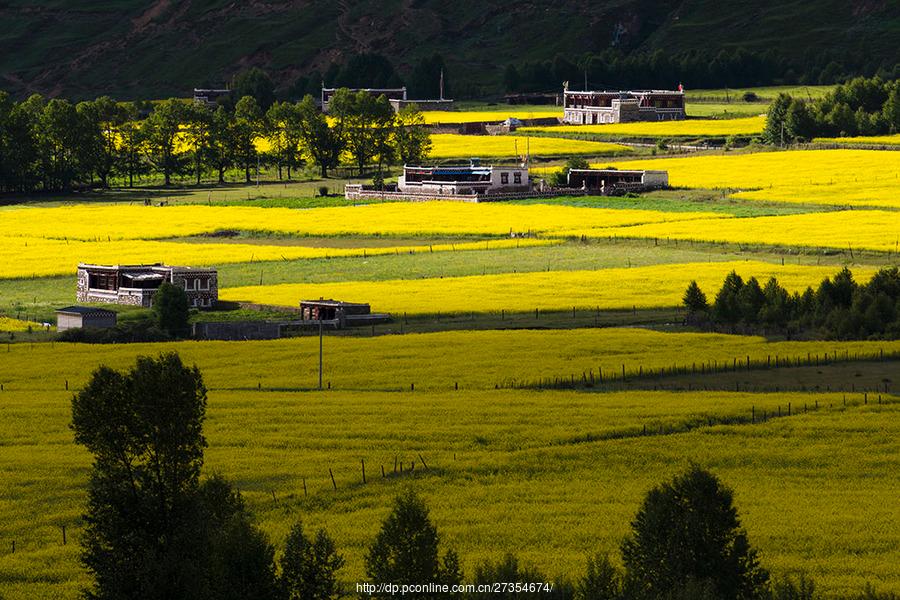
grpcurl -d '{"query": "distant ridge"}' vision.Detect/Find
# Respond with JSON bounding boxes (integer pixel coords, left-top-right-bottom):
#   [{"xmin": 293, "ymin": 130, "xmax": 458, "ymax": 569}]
[{"xmin": 1, "ymin": 0, "xmax": 898, "ymax": 100}]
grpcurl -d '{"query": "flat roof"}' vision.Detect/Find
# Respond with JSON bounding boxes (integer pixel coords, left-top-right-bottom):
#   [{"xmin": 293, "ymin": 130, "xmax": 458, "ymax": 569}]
[
  {"xmin": 565, "ymin": 89, "xmax": 683, "ymax": 95},
  {"xmin": 78, "ymin": 263, "xmax": 216, "ymax": 272},
  {"xmin": 56, "ymin": 306, "xmax": 116, "ymax": 316},
  {"xmin": 301, "ymin": 299, "xmax": 370, "ymax": 307},
  {"xmin": 569, "ymin": 168, "xmax": 667, "ymax": 175}
]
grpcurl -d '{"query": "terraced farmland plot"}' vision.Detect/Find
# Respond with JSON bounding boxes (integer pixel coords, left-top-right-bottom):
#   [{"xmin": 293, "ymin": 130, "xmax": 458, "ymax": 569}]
[
  {"xmin": 0, "ymin": 236, "xmax": 555, "ymax": 279},
  {"xmin": 2, "ymin": 329, "xmax": 898, "ymax": 393},
  {"xmin": 578, "ymin": 210, "xmax": 900, "ymax": 253},
  {"xmin": 608, "ymin": 148, "xmax": 900, "ymax": 209},
  {"xmin": 0, "ymin": 202, "xmax": 722, "ymax": 241},
  {"xmin": 519, "ymin": 116, "xmax": 765, "ymax": 137},
  {"xmin": 220, "ymin": 261, "xmax": 876, "ymax": 315},
  {"xmin": 428, "ymin": 134, "xmax": 631, "ymax": 159}
]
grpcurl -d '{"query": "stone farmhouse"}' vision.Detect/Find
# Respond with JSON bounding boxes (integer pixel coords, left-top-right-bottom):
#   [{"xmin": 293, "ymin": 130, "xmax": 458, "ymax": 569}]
[
  {"xmin": 563, "ymin": 86, "xmax": 686, "ymax": 124},
  {"xmin": 77, "ymin": 263, "xmax": 218, "ymax": 309}
]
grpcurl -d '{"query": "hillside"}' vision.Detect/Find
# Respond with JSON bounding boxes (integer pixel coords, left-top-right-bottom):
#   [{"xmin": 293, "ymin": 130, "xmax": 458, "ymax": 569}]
[{"xmin": 1, "ymin": 0, "xmax": 899, "ymax": 100}]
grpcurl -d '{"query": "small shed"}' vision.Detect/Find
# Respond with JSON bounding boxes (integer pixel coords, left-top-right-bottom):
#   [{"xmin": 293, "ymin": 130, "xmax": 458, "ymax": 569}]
[
  {"xmin": 300, "ymin": 299, "xmax": 391, "ymax": 327},
  {"xmin": 56, "ymin": 306, "xmax": 117, "ymax": 332}
]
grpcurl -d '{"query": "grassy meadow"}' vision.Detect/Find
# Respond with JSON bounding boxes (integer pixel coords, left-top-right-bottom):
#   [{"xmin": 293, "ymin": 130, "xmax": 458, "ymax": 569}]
[{"xmin": 2, "ymin": 91, "xmax": 900, "ymax": 599}]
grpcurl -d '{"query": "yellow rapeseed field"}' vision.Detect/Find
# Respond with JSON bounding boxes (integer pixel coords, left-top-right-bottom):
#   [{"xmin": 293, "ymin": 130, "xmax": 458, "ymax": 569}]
[
  {"xmin": 0, "ymin": 236, "xmax": 555, "ymax": 279},
  {"xmin": 3, "ymin": 386, "xmax": 898, "ymax": 600},
  {"xmin": 428, "ymin": 134, "xmax": 630, "ymax": 159},
  {"xmin": 519, "ymin": 116, "xmax": 765, "ymax": 137},
  {"xmin": 0, "ymin": 317, "xmax": 45, "ymax": 332},
  {"xmin": 607, "ymin": 149, "xmax": 900, "ymax": 208},
  {"xmin": 813, "ymin": 134, "xmax": 900, "ymax": 146},
  {"xmin": 580, "ymin": 210, "xmax": 900, "ymax": 253},
  {"xmin": 220, "ymin": 261, "xmax": 870, "ymax": 314},
  {"xmin": 2, "ymin": 328, "xmax": 898, "ymax": 392},
  {"xmin": 0, "ymin": 202, "xmax": 723, "ymax": 241},
  {"xmin": 421, "ymin": 107, "xmax": 563, "ymax": 124}
]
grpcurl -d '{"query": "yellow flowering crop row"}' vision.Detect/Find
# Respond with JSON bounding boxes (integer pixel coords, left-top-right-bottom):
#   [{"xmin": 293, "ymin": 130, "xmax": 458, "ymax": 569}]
[
  {"xmin": 428, "ymin": 134, "xmax": 630, "ymax": 159},
  {"xmin": 0, "ymin": 202, "xmax": 722, "ymax": 241},
  {"xmin": 421, "ymin": 107, "xmax": 563, "ymax": 124},
  {"xmin": 0, "ymin": 317, "xmax": 46, "ymax": 332},
  {"xmin": 220, "ymin": 261, "xmax": 872, "ymax": 314},
  {"xmin": 2, "ymin": 327, "xmax": 898, "ymax": 392},
  {"xmin": 606, "ymin": 148, "xmax": 900, "ymax": 208},
  {"xmin": 575, "ymin": 210, "xmax": 900, "ymax": 253},
  {"xmin": 519, "ymin": 116, "xmax": 765, "ymax": 137},
  {"xmin": 813, "ymin": 134, "xmax": 900, "ymax": 146},
  {"xmin": 0, "ymin": 236, "xmax": 556, "ymax": 279}
]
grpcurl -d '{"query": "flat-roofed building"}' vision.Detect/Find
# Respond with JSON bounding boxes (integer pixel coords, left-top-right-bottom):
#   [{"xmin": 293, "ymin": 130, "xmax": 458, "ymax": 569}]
[
  {"xmin": 563, "ymin": 87, "xmax": 686, "ymax": 124},
  {"xmin": 76, "ymin": 263, "xmax": 218, "ymax": 308},
  {"xmin": 567, "ymin": 168, "xmax": 669, "ymax": 194},
  {"xmin": 55, "ymin": 306, "xmax": 117, "ymax": 332},
  {"xmin": 398, "ymin": 162, "xmax": 531, "ymax": 196}
]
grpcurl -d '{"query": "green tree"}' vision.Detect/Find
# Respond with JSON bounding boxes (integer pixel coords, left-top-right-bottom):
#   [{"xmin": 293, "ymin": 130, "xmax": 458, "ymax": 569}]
[
  {"xmin": 763, "ymin": 93, "xmax": 792, "ymax": 145},
  {"xmin": 266, "ymin": 101, "xmax": 304, "ymax": 180},
  {"xmin": 207, "ymin": 516, "xmax": 281, "ymax": 600},
  {"xmin": 759, "ymin": 277, "xmax": 792, "ymax": 329},
  {"xmin": 184, "ymin": 102, "xmax": 213, "ymax": 185},
  {"xmin": 553, "ymin": 156, "xmax": 590, "ymax": 187},
  {"xmin": 153, "ymin": 282, "xmax": 190, "ymax": 338},
  {"xmin": 71, "ymin": 353, "xmax": 208, "ymax": 600},
  {"xmin": 409, "ymin": 54, "xmax": 449, "ymax": 99},
  {"xmin": 208, "ymin": 106, "xmax": 237, "ymax": 183},
  {"xmin": 683, "ymin": 280, "xmax": 709, "ymax": 315},
  {"xmin": 39, "ymin": 98, "xmax": 88, "ymax": 191},
  {"xmin": 365, "ymin": 490, "xmax": 462, "ymax": 599},
  {"xmin": 737, "ymin": 276, "xmax": 766, "ymax": 324},
  {"xmin": 467, "ymin": 553, "xmax": 573, "ymax": 599},
  {"xmin": 142, "ymin": 99, "xmax": 186, "ymax": 185},
  {"xmin": 784, "ymin": 100, "xmax": 816, "ymax": 142},
  {"xmin": 337, "ymin": 90, "xmax": 395, "ymax": 176},
  {"xmin": 232, "ymin": 67, "xmax": 276, "ymax": 111},
  {"xmin": 771, "ymin": 575, "xmax": 816, "ymax": 600},
  {"xmin": 296, "ymin": 94, "xmax": 344, "ymax": 178},
  {"xmin": 116, "ymin": 102, "xmax": 146, "ymax": 188},
  {"xmin": 88, "ymin": 96, "xmax": 126, "ymax": 187},
  {"xmin": 621, "ymin": 465, "xmax": 769, "ymax": 600},
  {"xmin": 281, "ymin": 521, "xmax": 345, "ymax": 600},
  {"xmin": 234, "ymin": 95, "xmax": 265, "ymax": 183},
  {"xmin": 575, "ymin": 554, "xmax": 622, "ymax": 600},
  {"xmin": 395, "ymin": 104, "xmax": 432, "ymax": 165},
  {"xmin": 713, "ymin": 271, "xmax": 745, "ymax": 325},
  {"xmin": 882, "ymin": 85, "xmax": 900, "ymax": 133}
]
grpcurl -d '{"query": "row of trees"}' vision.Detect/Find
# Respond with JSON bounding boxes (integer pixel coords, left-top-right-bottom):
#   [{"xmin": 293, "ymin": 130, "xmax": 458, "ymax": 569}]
[
  {"xmin": 683, "ymin": 267, "xmax": 900, "ymax": 339},
  {"xmin": 72, "ymin": 353, "xmax": 897, "ymax": 600},
  {"xmin": 764, "ymin": 76, "xmax": 900, "ymax": 143},
  {"xmin": 0, "ymin": 89, "xmax": 431, "ymax": 193},
  {"xmin": 503, "ymin": 50, "xmax": 900, "ymax": 95}
]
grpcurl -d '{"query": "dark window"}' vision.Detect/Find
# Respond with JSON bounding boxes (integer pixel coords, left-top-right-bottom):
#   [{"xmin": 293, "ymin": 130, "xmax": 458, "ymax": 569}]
[
  {"xmin": 514, "ymin": 172, "xmax": 522, "ymax": 184},
  {"xmin": 501, "ymin": 173, "xmax": 509, "ymax": 184}
]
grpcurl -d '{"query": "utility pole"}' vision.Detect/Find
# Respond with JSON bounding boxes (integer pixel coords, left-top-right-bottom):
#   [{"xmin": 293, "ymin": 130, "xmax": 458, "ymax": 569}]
[
  {"xmin": 256, "ymin": 153, "xmax": 260, "ymax": 188},
  {"xmin": 318, "ymin": 318, "xmax": 324, "ymax": 390}
]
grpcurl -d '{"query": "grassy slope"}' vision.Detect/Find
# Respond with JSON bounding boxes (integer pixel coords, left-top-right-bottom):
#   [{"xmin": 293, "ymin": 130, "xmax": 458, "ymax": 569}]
[{"xmin": 0, "ymin": 1, "xmax": 898, "ymax": 99}]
